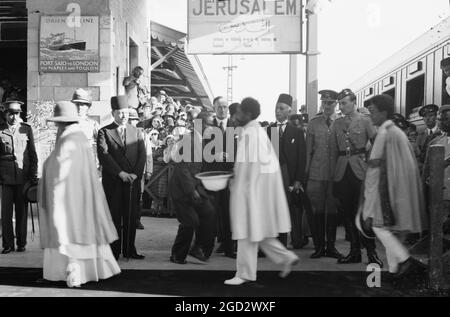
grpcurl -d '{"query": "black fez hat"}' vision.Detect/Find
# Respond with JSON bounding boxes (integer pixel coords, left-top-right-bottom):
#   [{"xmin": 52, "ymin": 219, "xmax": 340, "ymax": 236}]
[
  {"xmin": 419, "ymin": 104, "xmax": 439, "ymax": 117},
  {"xmin": 111, "ymin": 96, "xmax": 129, "ymax": 110},
  {"xmin": 441, "ymin": 57, "xmax": 450, "ymax": 69},
  {"xmin": 319, "ymin": 90, "xmax": 338, "ymax": 101},
  {"xmin": 277, "ymin": 94, "xmax": 293, "ymax": 107},
  {"xmin": 337, "ymin": 89, "xmax": 356, "ymax": 101}
]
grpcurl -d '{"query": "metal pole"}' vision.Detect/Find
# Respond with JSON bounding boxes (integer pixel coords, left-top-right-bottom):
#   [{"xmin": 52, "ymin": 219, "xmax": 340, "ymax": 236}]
[
  {"xmin": 126, "ymin": 182, "xmax": 134, "ymax": 261},
  {"xmin": 289, "ymin": 55, "xmax": 299, "ymax": 114},
  {"xmin": 428, "ymin": 145, "xmax": 445, "ymax": 291},
  {"xmin": 305, "ymin": 1, "xmax": 319, "ymax": 117}
]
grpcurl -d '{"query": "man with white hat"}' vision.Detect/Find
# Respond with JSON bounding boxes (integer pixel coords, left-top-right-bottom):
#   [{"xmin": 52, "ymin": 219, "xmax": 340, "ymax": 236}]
[{"xmin": 0, "ymin": 99, "xmax": 38, "ymax": 254}]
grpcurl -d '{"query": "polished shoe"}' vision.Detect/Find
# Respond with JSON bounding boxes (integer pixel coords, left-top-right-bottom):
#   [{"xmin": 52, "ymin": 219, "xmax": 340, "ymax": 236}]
[
  {"xmin": 367, "ymin": 251, "xmax": 383, "ymax": 268},
  {"xmin": 310, "ymin": 246, "xmax": 326, "ymax": 259},
  {"xmin": 170, "ymin": 256, "xmax": 187, "ymax": 265},
  {"xmin": 337, "ymin": 252, "xmax": 362, "ymax": 264},
  {"xmin": 224, "ymin": 252, "xmax": 237, "ymax": 259},
  {"xmin": 128, "ymin": 253, "xmax": 145, "ymax": 260},
  {"xmin": 189, "ymin": 247, "xmax": 208, "ymax": 262},
  {"xmin": 224, "ymin": 277, "xmax": 250, "ymax": 286},
  {"xmin": 16, "ymin": 247, "xmax": 26, "ymax": 253},
  {"xmin": 1, "ymin": 247, "xmax": 14, "ymax": 255},
  {"xmin": 136, "ymin": 221, "xmax": 145, "ymax": 230},
  {"xmin": 325, "ymin": 245, "xmax": 343, "ymax": 259},
  {"xmin": 280, "ymin": 256, "xmax": 300, "ymax": 278}
]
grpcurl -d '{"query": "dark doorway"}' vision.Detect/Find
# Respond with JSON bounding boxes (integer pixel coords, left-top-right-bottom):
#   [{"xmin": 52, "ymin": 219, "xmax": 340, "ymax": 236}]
[{"xmin": 406, "ymin": 75, "xmax": 425, "ymax": 117}]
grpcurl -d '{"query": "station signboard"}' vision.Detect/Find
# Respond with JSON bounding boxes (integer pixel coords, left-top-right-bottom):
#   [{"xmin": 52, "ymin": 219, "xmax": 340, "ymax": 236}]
[{"xmin": 188, "ymin": 0, "xmax": 302, "ymax": 55}]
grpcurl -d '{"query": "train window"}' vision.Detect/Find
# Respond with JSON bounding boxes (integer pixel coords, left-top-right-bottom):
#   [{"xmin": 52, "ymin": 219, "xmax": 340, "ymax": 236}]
[
  {"xmin": 406, "ymin": 75, "xmax": 425, "ymax": 117},
  {"xmin": 443, "ymin": 72, "xmax": 450, "ymax": 105}
]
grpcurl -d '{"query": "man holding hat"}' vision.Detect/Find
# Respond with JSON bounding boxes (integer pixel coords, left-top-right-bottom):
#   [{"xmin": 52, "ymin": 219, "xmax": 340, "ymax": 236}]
[
  {"xmin": 72, "ymin": 88, "xmax": 99, "ymax": 153},
  {"xmin": 306, "ymin": 90, "xmax": 343, "ymax": 259},
  {"xmin": 0, "ymin": 99, "xmax": 38, "ymax": 254},
  {"xmin": 97, "ymin": 96, "xmax": 147, "ymax": 260},
  {"xmin": 330, "ymin": 89, "xmax": 382, "ymax": 266},
  {"xmin": 267, "ymin": 93, "xmax": 307, "ymax": 249}
]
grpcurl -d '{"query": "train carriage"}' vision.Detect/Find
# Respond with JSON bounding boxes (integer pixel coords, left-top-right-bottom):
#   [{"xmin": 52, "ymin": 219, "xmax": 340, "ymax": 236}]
[{"xmin": 350, "ymin": 17, "xmax": 450, "ymax": 127}]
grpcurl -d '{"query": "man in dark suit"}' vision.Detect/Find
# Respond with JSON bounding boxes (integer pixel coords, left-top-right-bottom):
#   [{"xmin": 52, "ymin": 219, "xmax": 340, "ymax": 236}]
[
  {"xmin": 0, "ymin": 100, "xmax": 38, "ymax": 254},
  {"xmin": 169, "ymin": 111, "xmax": 216, "ymax": 264},
  {"xmin": 267, "ymin": 94, "xmax": 307, "ymax": 249},
  {"xmin": 202, "ymin": 96, "xmax": 236, "ymax": 259},
  {"xmin": 97, "ymin": 96, "xmax": 146, "ymax": 260}
]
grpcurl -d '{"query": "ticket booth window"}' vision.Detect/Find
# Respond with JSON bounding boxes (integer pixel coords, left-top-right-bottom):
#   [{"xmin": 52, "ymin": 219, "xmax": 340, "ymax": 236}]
[{"xmin": 406, "ymin": 75, "xmax": 425, "ymax": 117}]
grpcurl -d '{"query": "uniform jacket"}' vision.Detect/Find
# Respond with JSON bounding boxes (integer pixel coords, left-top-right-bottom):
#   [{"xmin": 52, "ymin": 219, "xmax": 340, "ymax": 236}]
[
  {"xmin": 416, "ymin": 126, "xmax": 440, "ymax": 156},
  {"xmin": 423, "ymin": 132, "xmax": 450, "ymax": 201},
  {"xmin": 267, "ymin": 122, "xmax": 307, "ymax": 185},
  {"xmin": 306, "ymin": 114, "xmax": 335, "ymax": 181},
  {"xmin": 330, "ymin": 112, "xmax": 376, "ymax": 182},
  {"xmin": 0, "ymin": 122, "xmax": 38, "ymax": 185}
]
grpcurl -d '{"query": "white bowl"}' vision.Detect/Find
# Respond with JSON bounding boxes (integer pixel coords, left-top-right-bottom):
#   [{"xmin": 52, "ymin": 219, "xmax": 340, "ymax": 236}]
[{"xmin": 195, "ymin": 171, "xmax": 233, "ymax": 192}]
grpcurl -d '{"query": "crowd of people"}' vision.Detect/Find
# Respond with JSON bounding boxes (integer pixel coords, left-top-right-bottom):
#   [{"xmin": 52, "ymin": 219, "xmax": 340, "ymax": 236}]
[{"xmin": 0, "ymin": 60, "xmax": 449, "ymax": 288}]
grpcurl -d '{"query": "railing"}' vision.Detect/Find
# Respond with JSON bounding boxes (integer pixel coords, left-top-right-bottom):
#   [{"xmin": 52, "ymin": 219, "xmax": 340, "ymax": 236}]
[{"xmin": 143, "ymin": 162, "xmax": 175, "ymax": 217}]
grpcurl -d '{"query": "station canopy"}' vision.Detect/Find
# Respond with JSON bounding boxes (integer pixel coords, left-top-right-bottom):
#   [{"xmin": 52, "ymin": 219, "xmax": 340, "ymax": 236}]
[{"xmin": 150, "ymin": 22, "xmax": 213, "ymax": 109}]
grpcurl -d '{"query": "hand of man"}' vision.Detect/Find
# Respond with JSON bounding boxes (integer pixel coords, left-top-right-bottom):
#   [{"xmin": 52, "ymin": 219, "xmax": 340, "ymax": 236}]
[
  {"xmin": 119, "ymin": 172, "xmax": 134, "ymax": 183},
  {"xmin": 145, "ymin": 172, "xmax": 152, "ymax": 181},
  {"xmin": 129, "ymin": 174, "xmax": 138, "ymax": 182},
  {"xmin": 363, "ymin": 217, "xmax": 373, "ymax": 232},
  {"xmin": 192, "ymin": 190, "xmax": 201, "ymax": 202},
  {"xmin": 293, "ymin": 181, "xmax": 304, "ymax": 193}
]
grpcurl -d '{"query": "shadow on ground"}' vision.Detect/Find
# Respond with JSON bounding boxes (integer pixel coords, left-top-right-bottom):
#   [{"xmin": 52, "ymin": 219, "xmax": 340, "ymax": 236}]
[{"xmin": 0, "ymin": 268, "xmax": 446, "ymax": 297}]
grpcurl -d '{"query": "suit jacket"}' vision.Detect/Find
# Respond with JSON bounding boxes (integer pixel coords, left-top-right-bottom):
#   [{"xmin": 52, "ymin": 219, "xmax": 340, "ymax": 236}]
[
  {"xmin": 0, "ymin": 122, "xmax": 38, "ymax": 185},
  {"xmin": 97, "ymin": 123, "xmax": 146, "ymax": 180},
  {"xmin": 267, "ymin": 122, "xmax": 307, "ymax": 186},
  {"xmin": 202, "ymin": 118, "xmax": 236, "ymax": 172}
]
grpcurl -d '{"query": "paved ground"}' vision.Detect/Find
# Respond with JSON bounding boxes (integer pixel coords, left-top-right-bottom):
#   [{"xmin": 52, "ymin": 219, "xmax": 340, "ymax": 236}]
[{"xmin": 0, "ymin": 216, "xmax": 437, "ymax": 297}]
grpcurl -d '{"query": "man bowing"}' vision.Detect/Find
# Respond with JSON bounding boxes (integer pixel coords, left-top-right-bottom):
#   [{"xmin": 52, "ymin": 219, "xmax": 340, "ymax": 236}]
[{"xmin": 97, "ymin": 96, "xmax": 146, "ymax": 260}]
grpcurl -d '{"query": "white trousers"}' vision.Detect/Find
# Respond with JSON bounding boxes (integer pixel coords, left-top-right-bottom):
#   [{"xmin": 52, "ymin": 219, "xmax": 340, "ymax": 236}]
[
  {"xmin": 236, "ymin": 238, "xmax": 298, "ymax": 281},
  {"xmin": 373, "ymin": 227, "xmax": 410, "ymax": 273}
]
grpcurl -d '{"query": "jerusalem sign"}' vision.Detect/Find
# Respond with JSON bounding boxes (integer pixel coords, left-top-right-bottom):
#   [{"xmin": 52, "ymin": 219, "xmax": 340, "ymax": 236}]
[{"xmin": 188, "ymin": 0, "xmax": 302, "ymax": 54}]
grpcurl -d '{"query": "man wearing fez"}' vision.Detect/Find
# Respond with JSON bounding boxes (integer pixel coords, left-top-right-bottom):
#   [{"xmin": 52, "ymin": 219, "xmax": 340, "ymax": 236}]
[
  {"xmin": 97, "ymin": 96, "xmax": 146, "ymax": 260},
  {"xmin": 417, "ymin": 104, "xmax": 441, "ymax": 166},
  {"xmin": 267, "ymin": 94, "xmax": 307, "ymax": 249},
  {"xmin": 330, "ymin": 89, "xmax": 382, "ymax": 266},
  {"xmin": 306, "ymin": 90, "xmax": 343, "ymax": 260},
  {"xmin": 0, "ymin": 100, "xmax": 38, "ymax": 254}
]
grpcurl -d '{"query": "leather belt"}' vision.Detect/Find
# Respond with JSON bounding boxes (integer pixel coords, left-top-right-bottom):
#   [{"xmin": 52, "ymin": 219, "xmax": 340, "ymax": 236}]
[{"xmin": 338, "ymin": 148, "xmax": 366, "ymax": 157}]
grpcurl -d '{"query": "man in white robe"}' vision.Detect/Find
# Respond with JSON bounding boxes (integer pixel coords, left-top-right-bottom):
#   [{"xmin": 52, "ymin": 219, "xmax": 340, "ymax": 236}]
[
  {"xmin": 361, "ymin": 94, "xmax": 427, "ymax": 278},
  {"xmin": 39, "ymin": 101, "xmax": 120, "ymax": 288},
  {"xmin": 225, "ymin": 98, "xmax": 299, "ymax": 286}
]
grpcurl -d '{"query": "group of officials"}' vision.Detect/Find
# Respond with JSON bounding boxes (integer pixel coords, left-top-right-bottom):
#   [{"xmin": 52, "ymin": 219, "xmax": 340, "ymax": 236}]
[{"xmin": 0, "ymin": 82, "xmax": 438, "ymax": 286}]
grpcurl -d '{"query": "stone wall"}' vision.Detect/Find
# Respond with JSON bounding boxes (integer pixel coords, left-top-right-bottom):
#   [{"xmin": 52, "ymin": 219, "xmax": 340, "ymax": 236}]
[{"xmin": 26, "ymin": 0, "xmax": 150, "ymax": 125}]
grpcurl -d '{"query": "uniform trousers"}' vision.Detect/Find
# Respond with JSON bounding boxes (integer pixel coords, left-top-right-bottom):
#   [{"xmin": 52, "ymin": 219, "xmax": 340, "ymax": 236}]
[
  {"xmin": 373, "ymin": 227, "xmax": 409, "ymax": 273},
  {"xmin": 307, "ymin": 180, "xmax": 338, "ymax": 248},
  {"xmin": 333, "ymin": 166, "xmax": 376, "ymax": 253},
  {"xmin": 236, "ymin": 238, "xmax": 298, "ymax": 281},
  {"xmin": 1, "ymin": 184, "xmax": 27, "ymax": 249}
]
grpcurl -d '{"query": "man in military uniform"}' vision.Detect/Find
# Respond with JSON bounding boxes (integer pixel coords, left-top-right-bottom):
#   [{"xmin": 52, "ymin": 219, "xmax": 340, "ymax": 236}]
[
  {"xmin": 330, "ymin": 89, "xmax": 382, "ymax": 266},
  {"xmin": 0, "ymin": 100, "xmax": 38, "ymax": 254},
  {"xmin": 417, "ymin": 104, "xmax": 441, "ymax": 167},
  {"xmin": 306, "ymin": 90, "xmax": 343, "ymax": 259}
]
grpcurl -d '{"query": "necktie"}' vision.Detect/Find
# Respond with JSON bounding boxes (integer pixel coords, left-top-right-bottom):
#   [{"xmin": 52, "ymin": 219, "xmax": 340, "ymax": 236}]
[
  {"xmin": 219, "ymin": 121, "xmax": 225, "ymax": 133},
  {"xmin": 326, "ymin": 117, "xmax": 331, "ymax": 127},
  {"xmin": 278, "ymin": 123, "xmax": 285, "ymax": 138},
  {"xmin": 120, "ymin": 127, "xmax": 126, "ymax": 144}
]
